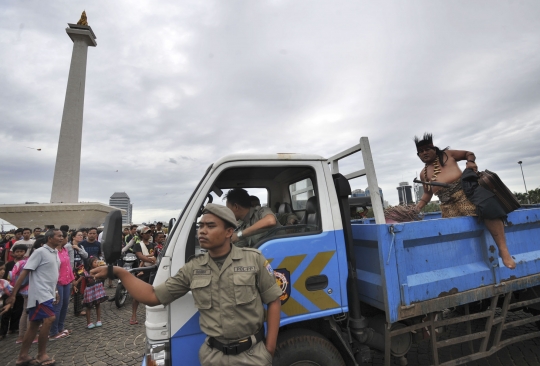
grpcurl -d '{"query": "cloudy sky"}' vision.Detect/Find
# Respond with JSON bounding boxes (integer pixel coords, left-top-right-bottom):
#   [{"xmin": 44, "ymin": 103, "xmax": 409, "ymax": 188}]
[{"xmin": 1, "ymin": 1, "xmax": 539, "ymax": 226}]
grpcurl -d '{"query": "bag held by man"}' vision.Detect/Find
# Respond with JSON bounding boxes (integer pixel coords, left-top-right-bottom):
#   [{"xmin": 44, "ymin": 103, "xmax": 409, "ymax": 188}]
[{"xmin": 477, "ymin": 170, "xmax": 521, "ymax": 214}]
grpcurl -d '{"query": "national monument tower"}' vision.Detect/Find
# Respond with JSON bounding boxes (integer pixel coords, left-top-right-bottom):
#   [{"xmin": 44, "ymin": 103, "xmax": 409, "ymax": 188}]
[{"xmin": 51, "ymin": 11, "xmax": 97, "ymax": 203}]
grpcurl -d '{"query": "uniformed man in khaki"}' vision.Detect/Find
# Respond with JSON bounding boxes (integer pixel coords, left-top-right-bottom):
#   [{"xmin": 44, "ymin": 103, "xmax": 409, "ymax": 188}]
[
  {"xmin": 225, "ymin": 188, "xmax": 279, "ymax": 248},
  {"xmin": 91, "ymin": 203, "xmax": 282, "ymax": 366}
]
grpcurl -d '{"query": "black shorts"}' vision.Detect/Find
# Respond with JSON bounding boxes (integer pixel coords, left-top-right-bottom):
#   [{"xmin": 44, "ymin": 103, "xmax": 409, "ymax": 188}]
[{"xmin": 476, "ymin": 196, "xmax": 507, "ymax": 221}]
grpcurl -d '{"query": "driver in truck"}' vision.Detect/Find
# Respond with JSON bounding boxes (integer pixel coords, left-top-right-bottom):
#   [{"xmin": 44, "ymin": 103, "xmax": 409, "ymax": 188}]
[
  {"xmin": 414, "ymin": 133, "xmax": 516, "ymax": 269},
  {"xmin": 91, "ymin": 203, "xmax": 282, "ymax": 366},
  {"xmin": 225, "ymin": 188, "xmax": 279, "ymax": 248}
]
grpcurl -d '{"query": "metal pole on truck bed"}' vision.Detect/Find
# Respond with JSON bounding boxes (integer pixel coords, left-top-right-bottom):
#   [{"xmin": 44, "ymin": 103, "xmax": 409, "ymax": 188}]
[{"xmin": 359, "ymin": 137, "xmax": 385, "ymax": 224}]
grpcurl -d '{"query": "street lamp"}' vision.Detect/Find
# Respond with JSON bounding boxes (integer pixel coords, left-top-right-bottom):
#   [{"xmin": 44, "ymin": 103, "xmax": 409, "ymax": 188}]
[{"xmin": 517, "ymin": 161, "xmax": 530, "ymax": 204}]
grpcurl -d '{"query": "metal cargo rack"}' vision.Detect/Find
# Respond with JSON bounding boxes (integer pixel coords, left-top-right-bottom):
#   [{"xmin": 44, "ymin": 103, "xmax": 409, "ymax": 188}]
[{"xmin": 384, "ymin": 284, "xmax": 540, "ymax": 366}]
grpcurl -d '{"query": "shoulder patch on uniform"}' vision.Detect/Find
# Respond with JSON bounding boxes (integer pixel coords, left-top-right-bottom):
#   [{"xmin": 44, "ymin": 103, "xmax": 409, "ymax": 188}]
[
  {"xmin": 241, "ymin": 248, "xmax": 261, "ymax": 254},
  {"xmin": 264, "ymin": 260, "xmax": 274, "ymax": 276}
]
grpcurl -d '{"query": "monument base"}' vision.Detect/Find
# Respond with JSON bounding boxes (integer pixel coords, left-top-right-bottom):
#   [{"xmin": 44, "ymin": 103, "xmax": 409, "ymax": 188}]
[{"xmin": 0, "ymin": 203, "xmax": 125, "ymax": 229}]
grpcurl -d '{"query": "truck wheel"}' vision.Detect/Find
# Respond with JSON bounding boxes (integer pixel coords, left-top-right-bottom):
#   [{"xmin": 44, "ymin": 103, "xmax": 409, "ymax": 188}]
[
  {"xmin": 273, "ymin": 329, "xmax": 346, "ymax": 366},
  {"xmin": 115, "ymin": 282, "xmax": 127, "ymax": 308}
]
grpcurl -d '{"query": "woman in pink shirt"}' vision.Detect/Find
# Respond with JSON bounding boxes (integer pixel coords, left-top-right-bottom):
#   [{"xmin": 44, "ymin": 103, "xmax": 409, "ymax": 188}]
[{"xmin": 49, "ymin": 231, "xmax": 76, "ymax": 339}]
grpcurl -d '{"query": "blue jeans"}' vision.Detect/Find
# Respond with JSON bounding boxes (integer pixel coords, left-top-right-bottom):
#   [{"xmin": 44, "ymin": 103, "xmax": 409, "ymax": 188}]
[{"xmin": 49, "ymin": 283, "xmax": 71, "ymax": 336}]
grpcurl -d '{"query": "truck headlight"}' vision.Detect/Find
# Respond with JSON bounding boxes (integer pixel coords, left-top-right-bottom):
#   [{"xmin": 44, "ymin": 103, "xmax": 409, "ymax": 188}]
[{"xmin": 145, "ymin": 340, "xmax": 170, "ymax": 366}]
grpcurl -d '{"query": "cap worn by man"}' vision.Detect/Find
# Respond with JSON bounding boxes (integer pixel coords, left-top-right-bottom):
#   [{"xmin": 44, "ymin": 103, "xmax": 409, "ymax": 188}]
[{"xmin": 202, "ymin": 203, "xmax": 238, "ymax": 227}]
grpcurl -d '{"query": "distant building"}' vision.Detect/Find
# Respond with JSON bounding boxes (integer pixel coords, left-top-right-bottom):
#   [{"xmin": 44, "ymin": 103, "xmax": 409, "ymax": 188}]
[
  {"xmin": 109, "ymin": 192, "xmax": 132, "ymax": 224},
  {"xmin": 351, "ymin": 187, "xmax": 385, "ymax": 207},
  {"xmin": 414, "ymin": 182, "xmax": 424, "ymax": 203},
  {"xmin": 397, "ymin": 182, "xmax": 413, "ymax": 205}
]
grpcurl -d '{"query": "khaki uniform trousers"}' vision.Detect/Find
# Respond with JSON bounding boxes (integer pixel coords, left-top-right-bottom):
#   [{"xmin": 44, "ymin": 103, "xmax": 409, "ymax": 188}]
[{"xmin": 199, "ymin": 335, "xmax": 273, "ymax": 366}]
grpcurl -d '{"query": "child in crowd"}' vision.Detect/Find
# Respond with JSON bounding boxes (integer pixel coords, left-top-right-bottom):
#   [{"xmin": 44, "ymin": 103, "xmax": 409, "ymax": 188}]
[
  {"xmin": 82, "ymin": 257, "xmax": 108, "ymax": 329},
  {"xmin": 10, "ymin": 253, "xmax": 31, "ymax": 344},
  {"xmin": 0, "ymin": 244, "xmax": 26, "ymax": 339},
  {"xmin": 0, "ymin": 262, "xmax": 13, "ymax": 315}
]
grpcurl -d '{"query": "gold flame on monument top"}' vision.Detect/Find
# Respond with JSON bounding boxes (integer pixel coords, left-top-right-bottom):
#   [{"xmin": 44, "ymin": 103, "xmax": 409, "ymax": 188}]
[{"xmin": 76, "ymin": 11, "xmax": 88, "ymax": 26}]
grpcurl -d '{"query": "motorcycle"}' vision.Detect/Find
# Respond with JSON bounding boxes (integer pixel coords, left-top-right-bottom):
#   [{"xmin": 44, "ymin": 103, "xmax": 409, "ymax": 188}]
[{"xmin": 114, "ymin": 252, "xmax": 138, "ymax": 308}]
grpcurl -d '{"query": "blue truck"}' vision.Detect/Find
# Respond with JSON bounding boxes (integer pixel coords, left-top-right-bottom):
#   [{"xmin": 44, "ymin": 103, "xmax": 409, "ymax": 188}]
[{"xmin": 103, "ymin": 137, "xmax": 540, "ymax": 366}]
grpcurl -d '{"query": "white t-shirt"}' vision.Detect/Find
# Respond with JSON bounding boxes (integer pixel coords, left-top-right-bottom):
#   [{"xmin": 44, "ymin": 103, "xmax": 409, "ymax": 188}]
[{"xmin": 24, "ymin": 245, "xmax": 60, "ymax": 307}]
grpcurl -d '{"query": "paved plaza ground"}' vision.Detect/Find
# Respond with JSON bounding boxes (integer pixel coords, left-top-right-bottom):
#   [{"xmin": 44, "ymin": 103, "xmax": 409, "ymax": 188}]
[{"xmin": 0, "ymin": 283, "xmax": 539, "ymax": 365}]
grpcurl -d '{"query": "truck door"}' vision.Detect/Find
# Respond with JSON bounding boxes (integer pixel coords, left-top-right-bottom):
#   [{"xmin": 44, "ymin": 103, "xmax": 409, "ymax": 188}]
[
  {"xmin": 166, "ymin": 159, "xmax": 347, "ymax": 365},
  {"xmin": 256, "ymin": 162, "xmax": 348, "ymax": 326}
]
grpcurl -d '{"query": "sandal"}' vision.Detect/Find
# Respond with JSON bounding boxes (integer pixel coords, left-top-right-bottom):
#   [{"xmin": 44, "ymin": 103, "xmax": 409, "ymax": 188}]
[
  {"xmin": 37, "ymin": 357, "xmax": 56, "ymax": 366},
  {"xmin": 49, "ymin": 332, "xmax": 69, "ymax": 340},
  {"xmin": 15, "ymin": 358, "xmax": 38, "ymax": 366},
  {"xmin": 129, "ymin": 319, "xmax": 138, "ymax": 325}
]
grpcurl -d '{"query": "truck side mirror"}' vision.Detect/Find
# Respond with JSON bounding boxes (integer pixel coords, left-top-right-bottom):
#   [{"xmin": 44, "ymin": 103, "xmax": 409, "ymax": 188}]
[{"xmin": 101, "ymin": 210, "xmax": 123, "ymax": 264}]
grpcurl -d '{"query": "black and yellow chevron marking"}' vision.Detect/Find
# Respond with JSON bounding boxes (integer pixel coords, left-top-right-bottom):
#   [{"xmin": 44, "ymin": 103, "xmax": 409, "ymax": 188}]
[
  {"xmin": 294, "ymin": 251, "xmax": 339, "ymax": 310},
  {"xmin": 269, "ymin": 251, "xmax": 338, "ymax": 316}
]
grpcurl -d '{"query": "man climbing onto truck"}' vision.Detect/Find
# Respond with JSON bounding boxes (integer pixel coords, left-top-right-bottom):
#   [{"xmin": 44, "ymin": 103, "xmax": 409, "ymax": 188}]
[{"xmin": 414, "ymin": 133, "xmax": 516, "ymax": 269}]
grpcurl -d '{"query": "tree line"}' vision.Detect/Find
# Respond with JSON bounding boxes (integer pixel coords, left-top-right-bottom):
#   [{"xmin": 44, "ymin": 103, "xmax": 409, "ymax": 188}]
[{"xmin": 514, "ymin": 188, "xmax": 540, "ymax": 204}]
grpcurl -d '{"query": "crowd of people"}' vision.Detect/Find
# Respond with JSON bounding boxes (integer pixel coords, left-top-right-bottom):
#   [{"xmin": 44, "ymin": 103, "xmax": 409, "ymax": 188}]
[{"xmin": 0, "ymin": 222, "xmax": 166, "ymax": 366}]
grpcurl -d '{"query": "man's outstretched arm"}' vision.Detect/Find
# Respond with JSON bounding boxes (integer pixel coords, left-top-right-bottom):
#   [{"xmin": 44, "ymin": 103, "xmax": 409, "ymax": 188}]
[{"xmin": 91, "ymin": 266, "xmax": 161, "ymax": 306}]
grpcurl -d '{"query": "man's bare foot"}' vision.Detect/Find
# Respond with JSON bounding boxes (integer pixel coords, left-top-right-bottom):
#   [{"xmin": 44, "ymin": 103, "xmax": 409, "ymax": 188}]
[{"xmin": 500, "ymin": 252, "xmax": 516, "ymax": 269}]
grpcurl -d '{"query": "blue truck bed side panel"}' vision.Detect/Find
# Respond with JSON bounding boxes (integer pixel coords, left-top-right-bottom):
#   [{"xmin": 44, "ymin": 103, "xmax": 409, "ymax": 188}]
[{"xmin": 352, "ymin": 208, "xmax": 540, "ymax": 324}]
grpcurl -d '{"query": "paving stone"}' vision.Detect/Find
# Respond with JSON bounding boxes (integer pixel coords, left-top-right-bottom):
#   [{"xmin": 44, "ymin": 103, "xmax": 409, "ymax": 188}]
[{"xmin": 1, "ymin": 285, "xmax": 539, "ymax": 365}]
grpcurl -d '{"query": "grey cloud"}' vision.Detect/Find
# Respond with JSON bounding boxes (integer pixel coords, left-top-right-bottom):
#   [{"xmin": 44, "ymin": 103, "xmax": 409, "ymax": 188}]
[{"xmin": 1, "ymin": 1, "xmax": 540, "ymax": 225}]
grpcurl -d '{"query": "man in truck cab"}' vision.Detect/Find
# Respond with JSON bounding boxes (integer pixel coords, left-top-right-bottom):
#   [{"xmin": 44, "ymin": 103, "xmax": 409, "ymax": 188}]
[
  {"xmin": 225, "ymin": 188, "xmax": 279, "ymax": 248},
  {"xmin": 414, "ymin": 133, "xmax": 516, "ymax": 269},
  {"xmin": 91, "ymin": 203, "xmax": 282, "ymax": 366}
]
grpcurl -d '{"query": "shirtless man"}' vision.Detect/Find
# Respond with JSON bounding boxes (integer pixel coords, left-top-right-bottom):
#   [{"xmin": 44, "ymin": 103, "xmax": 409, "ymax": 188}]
[{"xmin": 414, "ymin": 133, "xmax": 516, "ymax": 269}]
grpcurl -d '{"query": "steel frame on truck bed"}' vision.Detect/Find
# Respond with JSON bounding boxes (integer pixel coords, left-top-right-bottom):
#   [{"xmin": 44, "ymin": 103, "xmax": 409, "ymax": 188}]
[{"xmin": 384, "ymin": 286, "xmax": 540, "ymax": 366}]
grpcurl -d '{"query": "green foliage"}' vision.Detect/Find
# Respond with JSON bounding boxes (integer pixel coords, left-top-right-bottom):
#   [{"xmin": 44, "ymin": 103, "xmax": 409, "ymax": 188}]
[
  {"xmin": 421, "ymin": 202, "xmax": 441, "ymax": 213},
  {"xmin": 514, "ymin": 188, "xmax": 540, "ymax": 204}
]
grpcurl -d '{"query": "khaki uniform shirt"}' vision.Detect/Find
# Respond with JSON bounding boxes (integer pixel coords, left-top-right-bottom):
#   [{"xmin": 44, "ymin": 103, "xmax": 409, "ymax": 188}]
[
  {"xmin": 235, "ymin": 207, "xmax": 279, "ymax": 248},
  {"xmin": 154, "ymin": 245, "xmax": 282, "ymax": 341}
]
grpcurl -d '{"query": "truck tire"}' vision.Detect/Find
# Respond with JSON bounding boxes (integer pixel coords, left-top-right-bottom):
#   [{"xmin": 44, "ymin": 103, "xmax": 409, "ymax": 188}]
[
  {"xmin": 115, "ymin": 282, "xmax": 127, "ymax": 308},
  {"xmin": 273, "ymin": 329, "xmax": 346, "ymax": 366}
]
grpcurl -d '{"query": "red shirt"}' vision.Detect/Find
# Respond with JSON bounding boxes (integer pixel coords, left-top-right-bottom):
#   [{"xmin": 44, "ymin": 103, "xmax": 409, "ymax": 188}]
[{"xmin": 4, "ymin": 240, "xmax": 15, "ymax": 262}]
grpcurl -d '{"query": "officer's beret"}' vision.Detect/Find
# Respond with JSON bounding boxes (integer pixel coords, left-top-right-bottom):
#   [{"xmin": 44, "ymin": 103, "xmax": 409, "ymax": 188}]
[{"xmin": 202, "ymin": 203, "xmax": 238, "ymax": 227}]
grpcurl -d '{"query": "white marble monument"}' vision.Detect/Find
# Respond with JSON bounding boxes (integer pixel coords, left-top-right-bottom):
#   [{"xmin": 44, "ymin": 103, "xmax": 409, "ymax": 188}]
[
  {"xmin": 51, "ymin": 14, "xmax": 97, "ymax": 203},
  {"xmin": 0, "ymin": 12, "xmax": 125, "ymax": 229}
]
